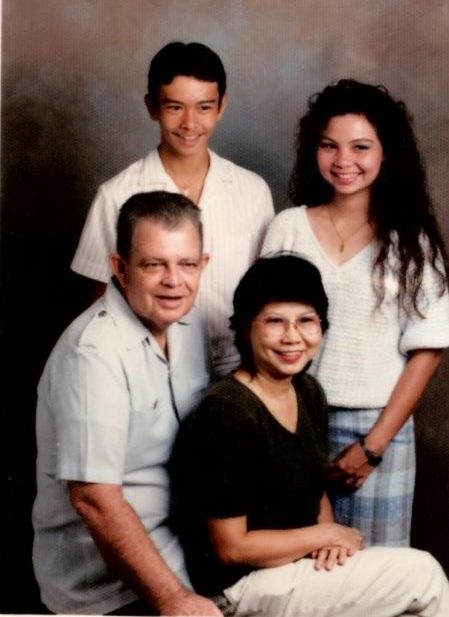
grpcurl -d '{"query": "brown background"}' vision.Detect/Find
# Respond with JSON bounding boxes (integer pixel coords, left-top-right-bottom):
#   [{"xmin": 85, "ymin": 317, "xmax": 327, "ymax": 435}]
[{"xmin": 2, "ymin": 0, "xmax": 449, "ymax": 612}]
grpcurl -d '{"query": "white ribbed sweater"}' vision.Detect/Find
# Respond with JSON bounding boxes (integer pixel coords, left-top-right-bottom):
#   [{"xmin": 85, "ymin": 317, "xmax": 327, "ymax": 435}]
[{"xmin": 262, "ymin": 205, "xmax": 449, "ymax": 407}]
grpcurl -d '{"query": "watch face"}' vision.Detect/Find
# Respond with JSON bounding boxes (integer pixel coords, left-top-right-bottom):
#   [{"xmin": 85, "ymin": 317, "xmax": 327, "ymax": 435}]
[{"xmin": 367, "ymin": 452, "xmax": 382, "ymax": 466}]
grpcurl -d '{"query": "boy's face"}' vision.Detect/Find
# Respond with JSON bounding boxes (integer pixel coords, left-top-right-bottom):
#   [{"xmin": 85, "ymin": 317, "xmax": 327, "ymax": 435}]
[{"xmin": 146, "ymin": 75, "xmax": 227, "ymax": 159}]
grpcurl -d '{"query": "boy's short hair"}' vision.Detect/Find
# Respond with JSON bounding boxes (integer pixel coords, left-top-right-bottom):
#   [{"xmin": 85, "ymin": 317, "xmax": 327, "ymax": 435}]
[{"xmin": 147, "ymin": 41, "xmax": 226, "ymax": 110}]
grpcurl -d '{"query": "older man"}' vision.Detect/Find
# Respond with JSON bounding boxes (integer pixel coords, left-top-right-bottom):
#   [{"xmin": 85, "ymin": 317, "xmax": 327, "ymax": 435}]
[{"xmin": 32, "ymin": 191, "xmax": 221, "ymax": 616}]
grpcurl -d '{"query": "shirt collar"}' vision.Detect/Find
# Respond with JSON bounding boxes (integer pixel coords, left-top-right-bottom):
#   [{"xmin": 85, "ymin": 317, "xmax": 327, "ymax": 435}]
[
  {"xmin": 138, "ymin": 148, "xmax": 232, "ymax": 188},
  {"xmin": 203, "ymin": 149, "xmax": 233, "ymax": 183}
]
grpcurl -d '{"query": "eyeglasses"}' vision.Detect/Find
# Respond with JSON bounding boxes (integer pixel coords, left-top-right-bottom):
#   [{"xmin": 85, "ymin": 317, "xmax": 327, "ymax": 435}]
[{"xmin": 255, "ymin": 313, "xmax": 322, "ymax": 339}]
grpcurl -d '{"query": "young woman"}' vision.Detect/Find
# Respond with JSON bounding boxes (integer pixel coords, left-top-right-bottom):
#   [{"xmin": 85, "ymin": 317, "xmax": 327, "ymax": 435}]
[
  {"xmin": 171, "ymin": 254, "xmax": 449, "ymax": 617},
  {"xmin": 261, "ymin": 80, "xmax": 449, "ymax": 546}
]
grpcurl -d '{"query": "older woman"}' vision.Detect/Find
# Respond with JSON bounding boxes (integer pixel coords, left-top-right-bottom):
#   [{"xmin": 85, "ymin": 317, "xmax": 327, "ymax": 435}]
[{"xmin": 171, "ymin": 254, "xmax": 449, "ymax": 617}]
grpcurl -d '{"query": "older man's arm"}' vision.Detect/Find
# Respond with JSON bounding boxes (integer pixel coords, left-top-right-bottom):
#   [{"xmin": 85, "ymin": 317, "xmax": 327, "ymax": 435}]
[{"xmin": 69, "ymin": 481, "xmax": 222, "ymax": 616}]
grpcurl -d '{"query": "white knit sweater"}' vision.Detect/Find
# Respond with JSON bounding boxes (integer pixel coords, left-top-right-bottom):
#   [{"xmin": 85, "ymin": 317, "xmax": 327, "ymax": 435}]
[{"xmin": 262, "ymin": 205, "xmax": 449, "ymax": 407}]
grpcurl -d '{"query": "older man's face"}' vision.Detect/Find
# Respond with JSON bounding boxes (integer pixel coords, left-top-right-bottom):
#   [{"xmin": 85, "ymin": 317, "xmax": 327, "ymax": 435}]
[{"xmin": 112, "ymin": 218, "xmax": 208, "ymax": 339}]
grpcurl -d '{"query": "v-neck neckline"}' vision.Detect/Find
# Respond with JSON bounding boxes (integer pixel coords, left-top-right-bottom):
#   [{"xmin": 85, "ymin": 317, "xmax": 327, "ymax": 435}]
[
  {"xmin": 229, "ymin": 375, "xmax": 301, "ymax": 436},
  {"xmin": 303, "ymin": 206, "xmax": 376, "ymax": 270}
]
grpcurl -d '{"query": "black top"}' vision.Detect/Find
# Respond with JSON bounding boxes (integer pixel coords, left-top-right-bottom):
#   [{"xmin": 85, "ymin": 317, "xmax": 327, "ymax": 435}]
[{"xmin": 169, "ymin": 373, "xmax": 329, "ymax": 596}]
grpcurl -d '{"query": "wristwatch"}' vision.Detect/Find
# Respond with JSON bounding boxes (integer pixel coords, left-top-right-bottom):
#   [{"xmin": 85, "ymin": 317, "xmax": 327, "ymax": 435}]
[{"xmin": 359, "ymin": 437, "xmax": 383, "ymax": 467}]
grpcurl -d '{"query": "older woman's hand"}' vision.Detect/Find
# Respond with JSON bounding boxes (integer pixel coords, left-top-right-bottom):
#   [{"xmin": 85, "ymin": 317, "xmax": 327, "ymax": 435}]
[
  {"xmin": 312, "ymin": 545, "xmax": 352, "ymax": 570},
  {"xmin": 311, "ymin": 522, "xmax": 364, "ymax": 570}
]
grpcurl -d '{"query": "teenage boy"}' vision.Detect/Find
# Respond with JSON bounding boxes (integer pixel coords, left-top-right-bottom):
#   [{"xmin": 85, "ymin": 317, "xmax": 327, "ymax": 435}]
[{"xmin": 71, "ymin": 42, "xmax": 274, "ymax": 375}]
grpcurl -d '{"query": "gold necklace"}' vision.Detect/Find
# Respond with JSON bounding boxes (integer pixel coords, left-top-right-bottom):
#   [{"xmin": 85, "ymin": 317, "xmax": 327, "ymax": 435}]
[{"xmin": 327, "ymin": 208, "xmax": 370, "ymax": 253}]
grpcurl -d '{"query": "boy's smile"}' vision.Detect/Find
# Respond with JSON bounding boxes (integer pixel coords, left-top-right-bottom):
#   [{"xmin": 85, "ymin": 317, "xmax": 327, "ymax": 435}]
[{"xmin": 148, "ymin": 75, "xmax": 227, "ymax": 160}]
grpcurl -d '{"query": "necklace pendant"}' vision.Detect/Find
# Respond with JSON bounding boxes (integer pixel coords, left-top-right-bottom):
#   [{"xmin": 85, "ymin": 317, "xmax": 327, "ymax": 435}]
[{"xmin": 339, "ymin": 242, "xmax": 345, "ymax": 253}]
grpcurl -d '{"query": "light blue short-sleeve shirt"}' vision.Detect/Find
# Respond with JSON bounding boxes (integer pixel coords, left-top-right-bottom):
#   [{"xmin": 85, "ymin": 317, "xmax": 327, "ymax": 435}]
[{"xmin": 32, "ymin": 281, "xmax": 211, "ymax": 614}]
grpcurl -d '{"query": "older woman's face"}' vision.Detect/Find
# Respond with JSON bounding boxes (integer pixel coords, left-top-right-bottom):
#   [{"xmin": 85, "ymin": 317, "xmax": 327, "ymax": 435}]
[{"xmin": 249, "ymin": 301, "xmax": 323, "ymax": 379}]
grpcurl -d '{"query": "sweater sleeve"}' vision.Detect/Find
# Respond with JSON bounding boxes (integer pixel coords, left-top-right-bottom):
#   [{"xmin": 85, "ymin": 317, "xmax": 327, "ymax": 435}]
[{"xmin": 399, "ymin": 257, "xmax": 449, "ymax": 354}]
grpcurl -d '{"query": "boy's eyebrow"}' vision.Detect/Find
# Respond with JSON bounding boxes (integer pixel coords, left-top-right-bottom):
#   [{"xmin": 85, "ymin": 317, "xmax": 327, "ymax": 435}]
[{"xmin": 160, "ymin": 96, "xmax": 218, "ymax": 105}]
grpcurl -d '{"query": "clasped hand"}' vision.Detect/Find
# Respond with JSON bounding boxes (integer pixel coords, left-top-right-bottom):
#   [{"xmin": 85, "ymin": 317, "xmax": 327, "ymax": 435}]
[{"xmin": 327, "ymin": 440, "xmax": 375, "ymax": 491}]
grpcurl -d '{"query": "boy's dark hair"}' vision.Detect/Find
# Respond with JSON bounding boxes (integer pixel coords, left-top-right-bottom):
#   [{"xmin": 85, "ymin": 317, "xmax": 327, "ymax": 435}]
[
  {"xmin": 147, "ymin": 42, "xmax": 226, "ymax": 110},
  {"xmin": 116, "ymin": 191, "xmax": 202, "ymax": 260}
]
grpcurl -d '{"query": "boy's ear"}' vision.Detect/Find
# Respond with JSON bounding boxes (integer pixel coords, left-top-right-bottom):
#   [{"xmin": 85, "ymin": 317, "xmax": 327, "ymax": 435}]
[
  {"xmin": 218, "ymin": 93, "xmax": 228, "ymax": 120},
  {"xmin": 144, "ymin": 94, "xmax": 159, "ymax": 120}
]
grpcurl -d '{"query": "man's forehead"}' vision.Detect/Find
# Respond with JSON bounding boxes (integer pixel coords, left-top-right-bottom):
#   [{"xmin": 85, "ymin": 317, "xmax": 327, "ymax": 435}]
[{"xmin": 131, "ymin": 218, "xmax": 201, "ymax": 250}]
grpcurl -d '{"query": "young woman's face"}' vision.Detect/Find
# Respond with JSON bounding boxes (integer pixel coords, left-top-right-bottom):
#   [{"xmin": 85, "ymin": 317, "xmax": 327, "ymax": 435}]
[
  {"xmin": 316, "ymin": 113, "xmax": 384, "ymax": 200},
  {"xmin": 249, "ymin": 302, "xmax": 323, "ymax": 379}
]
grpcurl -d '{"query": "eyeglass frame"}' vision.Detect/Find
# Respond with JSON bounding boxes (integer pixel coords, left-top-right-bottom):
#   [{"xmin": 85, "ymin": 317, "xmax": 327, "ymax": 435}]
[{"xmin": 253, "ymin": 312, "xmax": 323, "ymax": 339}]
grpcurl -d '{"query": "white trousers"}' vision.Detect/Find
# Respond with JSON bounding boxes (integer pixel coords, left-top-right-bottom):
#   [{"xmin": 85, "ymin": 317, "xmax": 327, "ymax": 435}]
[{"xmin": 223, "ymin": 547, "xmax": 449, "ymax": 617}]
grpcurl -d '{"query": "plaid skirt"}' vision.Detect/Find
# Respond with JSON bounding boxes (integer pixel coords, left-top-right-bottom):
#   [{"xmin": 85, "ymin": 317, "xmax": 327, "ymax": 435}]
[{"xmin": 327, "ymin": 407, "xmax": 415, "ymax": 547}]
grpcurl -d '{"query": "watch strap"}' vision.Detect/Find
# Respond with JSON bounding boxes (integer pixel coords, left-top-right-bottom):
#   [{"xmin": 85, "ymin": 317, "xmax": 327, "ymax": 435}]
[{"xmin": 359, "ymin": 437, "xmax": 383, "ymax": 467}]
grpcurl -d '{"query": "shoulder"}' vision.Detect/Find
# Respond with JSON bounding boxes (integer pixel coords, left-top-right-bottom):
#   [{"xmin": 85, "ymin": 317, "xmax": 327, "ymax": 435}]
[
  {"xmin": 262, "ymin": 205, "xmax": 308, "ymax": 253},
  {"xmin": 294, "ymin": 372, "xmax": 328, "ymax": 423},
  {"xmin": 273, "ymin": 204, "xmax": 307, "ymax": 225},
  {"xmin": 210, "ymin": 151, "xmax": 271, "ymax": 193},
  {"xmin": 200, "ymin": 376, "xmax": 250, "ymax": 407},
  {"xmin": 69, "ymin": 284, "xmax": 145, "ymax": 354},
  {"xmin": 68, "ymin": 303, "xmax": 123, "ymax": 354},
  {"xmin": 39, "ymin": 302, "xmax": 121, "ymax": 385},
  {"xmin": 98, "ymin": 151, "xmax": 158, "ymax": 196},
  {"xmin": 294, "ymin": 372, "xmax": 329, "ymax": 444},
  {"xmin": 265, "ymin": 205, "xmax": 308, "ymax": 237},
  {"xmin": 295, "ymin": 372, "xmax": 327, "ymax": 402},
  {"xmin": 193, "ymin": 377, "xmax": 260, "ymax": 427}
]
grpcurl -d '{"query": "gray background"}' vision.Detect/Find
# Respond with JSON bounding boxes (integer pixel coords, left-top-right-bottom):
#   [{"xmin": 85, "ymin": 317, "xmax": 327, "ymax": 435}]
[{"xmin": 2, "ymin": 0, "xmax": 449, "ymax": 612}]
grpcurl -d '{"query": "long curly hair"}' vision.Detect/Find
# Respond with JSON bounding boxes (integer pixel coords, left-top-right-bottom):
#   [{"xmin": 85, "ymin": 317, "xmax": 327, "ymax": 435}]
[{"xmin": 289, "ymin": 79, "xmax": 448, "ymax": 315}]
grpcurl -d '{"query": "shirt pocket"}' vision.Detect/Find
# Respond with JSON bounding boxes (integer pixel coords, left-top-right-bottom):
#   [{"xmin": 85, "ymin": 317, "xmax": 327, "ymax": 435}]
[{"xmin": 126, "ymin": 398, "xmax": 174, "ymax": 473}]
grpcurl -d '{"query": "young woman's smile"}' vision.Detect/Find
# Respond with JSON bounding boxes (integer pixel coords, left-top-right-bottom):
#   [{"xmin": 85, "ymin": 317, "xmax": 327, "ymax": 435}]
[{"xmin": 317, "ymin": 114, "xmax": 384, "ymax": 199}]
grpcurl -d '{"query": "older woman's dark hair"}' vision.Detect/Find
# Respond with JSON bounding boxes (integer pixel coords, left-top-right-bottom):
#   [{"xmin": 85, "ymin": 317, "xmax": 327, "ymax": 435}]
[
  {"xmin": 231, "ymin": 254, "xmax": 329, "ymax": 374},
  {"xmin": 289, "ymin": 78, "xmax": 448, "ymax": 316}
]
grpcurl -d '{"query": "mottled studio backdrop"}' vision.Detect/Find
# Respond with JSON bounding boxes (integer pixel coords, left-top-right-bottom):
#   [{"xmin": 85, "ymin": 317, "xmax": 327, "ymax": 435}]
[{"xmin": 2, "ymin": 0, "xmax": 449, "ymax": 612}]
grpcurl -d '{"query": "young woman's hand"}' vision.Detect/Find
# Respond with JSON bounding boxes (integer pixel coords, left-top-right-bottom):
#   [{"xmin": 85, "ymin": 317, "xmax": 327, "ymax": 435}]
[{"xmin": 327, "ymin": 441, "xmax": 375, "ymax": 490}]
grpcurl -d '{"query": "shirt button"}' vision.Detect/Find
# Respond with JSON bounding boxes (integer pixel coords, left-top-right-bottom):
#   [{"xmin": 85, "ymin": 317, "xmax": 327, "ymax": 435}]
[{"xmin": 98, "ymin": 310, "xmax": 107, "ymax": 317}]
